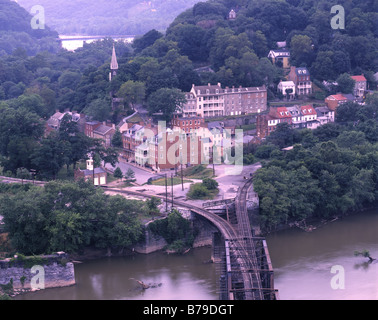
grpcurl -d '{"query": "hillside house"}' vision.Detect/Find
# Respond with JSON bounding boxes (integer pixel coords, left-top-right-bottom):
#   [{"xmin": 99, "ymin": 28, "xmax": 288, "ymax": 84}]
[
  {"xmin": 268, "ymin": 49, "xmax": 291, "ymax": 68},
  {"xmin": 288, "ymin": 66, "xmax": 312, "ymax": 96},
  {"xmin": 350, "ymin": 75, "xmax": 367, "ymax": 98}
]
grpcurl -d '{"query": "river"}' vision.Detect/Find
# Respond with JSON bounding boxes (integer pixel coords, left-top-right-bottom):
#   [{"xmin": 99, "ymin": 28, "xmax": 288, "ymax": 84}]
[
  {"xmin": 59, "ymin": 35, "xmax": 135, "ymax": 51},
  {"xmin": 15, "ymin": 209, "xmax": 377, "ymax": 300}
]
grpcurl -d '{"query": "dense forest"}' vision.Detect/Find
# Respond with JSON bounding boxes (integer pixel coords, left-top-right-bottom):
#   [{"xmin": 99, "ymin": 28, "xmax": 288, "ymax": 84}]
[
  {"xmin": 0, "ymin": 0, "xmax": 59, "ymax": 55},
  {"xmin": 0, "ymin": 180, "xmax": 146, "ymax": 255},
  {"xmin": 252, "ymin": 95, "xmax": 378, "ymax": 231},
  {"xmin": 16, "ymin": 0, "xmax": 202, "ymax": 36}
]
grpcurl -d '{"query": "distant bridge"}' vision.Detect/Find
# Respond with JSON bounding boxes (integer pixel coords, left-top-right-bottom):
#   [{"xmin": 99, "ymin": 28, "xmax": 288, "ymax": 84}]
[{"xmin": 57, "ymin": 35, "xmax": 135, "ymax": 42}]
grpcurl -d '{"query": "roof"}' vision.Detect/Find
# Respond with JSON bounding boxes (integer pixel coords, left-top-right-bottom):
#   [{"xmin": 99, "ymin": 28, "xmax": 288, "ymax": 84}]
[
  {"xmin": 296, "ymin": 67, "xmax": 310, "ymax": 75},
  {"xmin": 94, "ymin": 124, "xmax": 114, "ymax": 135},
  {"xmin": 192, "ymin": 83, "xmax": 222, "ymax": 95},
  {"xmin": 351, "ymin": 75, "xmax": 366, "ymax": 82},
  {"xmin": 268, "ymin": 49, "xmax": 290, "ymax": 57},
  {"xmin": 327, "ymin": 94, "xmax": 347, "ymax": 101},
  {"xmin": 270, "ymin": 107, "xmax": 291, "ymax": 118},
  {"xmin": 315, "ymin": 106, "xmax": 332, "ymax": 113},
  {"xmin": 110, "ymin": 45, "xmax": 118, "ymax": 70},
  {"xmin": 286, "ymin": 105, "xmax": 301, "ymax": 115},
  {"xmin": 300, "ymin": 105, "xmax": 317, "ymax": 115},
  {"xmin": 80, "ymin": 167, "xmax": 107, "ymax": 176},
  {"xmin": 278, "ymin": 80, "xmax": 295, "ymax": 86}
]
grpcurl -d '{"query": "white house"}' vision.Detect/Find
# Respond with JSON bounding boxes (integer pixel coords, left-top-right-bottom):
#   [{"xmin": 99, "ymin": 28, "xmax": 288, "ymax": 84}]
[{"xmin": 277, "ymin": 81, "xmax": 296, "ymax": 99}]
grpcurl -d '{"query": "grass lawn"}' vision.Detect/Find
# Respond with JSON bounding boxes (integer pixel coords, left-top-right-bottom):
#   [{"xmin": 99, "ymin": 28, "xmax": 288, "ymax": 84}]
[
  {"xmin": 151, "ymin": 176, "xmax": 192, "ymax": 186},
  {"xmin": 182, "ymin": 165, "xmax": 214, "ymax": 179}
]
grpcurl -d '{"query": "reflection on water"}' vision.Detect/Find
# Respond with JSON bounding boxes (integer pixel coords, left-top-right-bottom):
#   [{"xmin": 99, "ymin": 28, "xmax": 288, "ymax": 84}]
[
  {"xmin": 266, "ymin": 209, "xmax": 378, "ymax": 300},
  {"xmin": 16, "ymin": 247, "xmax": 217, "ymax": 300},
  {"xmin": 15, "ymin": 210, "xmax": 378, "ymax": 300}
]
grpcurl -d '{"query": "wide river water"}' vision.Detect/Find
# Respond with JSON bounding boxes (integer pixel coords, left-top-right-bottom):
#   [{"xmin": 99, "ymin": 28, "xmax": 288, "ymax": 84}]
[{"xmin": 16, "ymin": 209, "xmax": 378, "ymax": 300}]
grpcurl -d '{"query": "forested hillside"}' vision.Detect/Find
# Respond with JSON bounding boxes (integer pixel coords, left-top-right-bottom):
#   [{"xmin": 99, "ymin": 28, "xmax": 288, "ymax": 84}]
[
  {"xmin": 165, "ymin": 0, "xmax": 377, "ymax": 85},
  {"xmin": 16, "ymin": 0, "xmax": 202, "ymax": 36},
  {"xmin": 0, "ymin": 0, "xmax": 59, "ymax": 55}
]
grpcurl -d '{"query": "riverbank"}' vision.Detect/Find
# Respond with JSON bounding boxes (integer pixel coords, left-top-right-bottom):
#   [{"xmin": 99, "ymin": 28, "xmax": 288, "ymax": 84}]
[
  {"xmin": 266, "ymin": 208, "xmax": 378, "ymax": 300},
  {"xmin": 262, "ymin": 204, "xmax": 378, "ymax": 235},
  {"xmin": 0, "ymin": 253, "xmax": 75, "ymax": 299}
]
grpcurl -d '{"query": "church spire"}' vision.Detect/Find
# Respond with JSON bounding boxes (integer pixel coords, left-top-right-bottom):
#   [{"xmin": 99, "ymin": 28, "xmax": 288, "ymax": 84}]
[{"xmin": 109, "ymin": 44, "xmax": 118, "ymax": 81}]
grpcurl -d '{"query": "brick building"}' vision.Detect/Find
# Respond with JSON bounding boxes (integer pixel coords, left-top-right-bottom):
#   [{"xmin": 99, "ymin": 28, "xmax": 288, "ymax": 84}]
[{"xmin": 181, "ymin": 83, "xmax": 267, "ymax": 118}]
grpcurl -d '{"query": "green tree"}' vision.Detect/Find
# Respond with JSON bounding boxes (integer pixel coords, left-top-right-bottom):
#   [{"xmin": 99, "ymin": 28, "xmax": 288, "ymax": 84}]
[
  {"xmin": 83, "ymin": 98, "xmax": 111, "ymax": 122},
  {"xmin": 113, "ymin": 167, "xmax": 123, "ymax": 179},
  {"xmin": 147, "ymin": 88, "xmax": 187, "ymax": 122},
  {"xmin": 202, "ymin": 178, "xmax": 218, "ymax": 190},
  {"xmin": 31, "ymin": 135, "xmax": 69, "ymax": 180},
  {"xmin": 290, "ymin": 35, "xmax": 314, "ymax": 66},
  {"xmin": 336, "ymin": 73, "xmax": 355, "ymax": 94},
  {"xmin": 125, "ymin": 168, "xmax": 135, "ymax": 181},
  {"xmin": 111, "ymin": 128, "xmax": 123, "ymax": 148},
  {"xmin": 117, "ymin": 80, "xmax": 146, "ymax": 111}
]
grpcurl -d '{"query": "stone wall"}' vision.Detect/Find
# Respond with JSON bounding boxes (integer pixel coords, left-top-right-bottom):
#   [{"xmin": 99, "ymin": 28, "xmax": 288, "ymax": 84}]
[
  {"xmin": 134, "ymin": 220, "xmax": 168, "ymax": 254},
  {"xmin": 0, "ymin": 253, "xmax": 75, "ymax": 292},
  {"xmin": 134, "ymin": 210, "xmax": 218, "ymax": 254}
]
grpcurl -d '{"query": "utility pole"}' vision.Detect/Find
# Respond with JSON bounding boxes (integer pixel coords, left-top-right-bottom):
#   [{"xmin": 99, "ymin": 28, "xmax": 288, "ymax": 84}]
[
  {"xmin": 181, "ymin": 163, "xmax": 184, "ymax": 191},
  {"xmin": 171, "ymin": 174, "xmax": 174, "ymax": 208},
  {"xmin": 165, "ymin": 173, "xmax": 168, "ymax": 212}
]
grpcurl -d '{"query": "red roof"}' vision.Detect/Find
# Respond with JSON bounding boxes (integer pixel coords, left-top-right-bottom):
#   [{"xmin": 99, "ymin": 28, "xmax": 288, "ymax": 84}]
[
  {"xmin": 270, "ymin": 107, "xmax": 291, "ymax": 119},
  {"xmin": 327, "ymin": 94, "xmax": 348, "ymax": 101},
  {"xmin": 300, "ymin": 105, "xmax": 317, "ymax": 115},
  {"xmin": 351, "ymin": 75, "xmax": 366, "ymax": 82}
]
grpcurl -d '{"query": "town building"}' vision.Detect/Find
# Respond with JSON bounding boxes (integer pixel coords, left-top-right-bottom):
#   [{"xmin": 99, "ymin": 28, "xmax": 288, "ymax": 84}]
[
  {"xmin": 256, "ymin": 105, "xmax": 333, "ymax": 138},
  {"xmin": 117, "ymin": 112, "xmax": 147, "ymax": 133},
  {"xmin": 46, "ymin": 111, "xmax": 85, "ymax": 132},
  {"xmin": 182, "ymin": 83, "xmax": 267, "ymax": 118},
  {"xmin": 268, "ymin": 49, "xmax": 291, "ymax": 68},
  {"xmin": 171, "ymin": 115, "xmax": 206, "ymax": 133},
  {"xmin": 120, "ymin": 124, "xmax": 145, "ymax": 162},
  {"xmin": 288, "ymin": 66, "xmax": 312, "ymax": 96},
  {"xmin": 286, "ymin": 105, "xmax": 305, "ymax": 129},
  {"xmin": 144, "ymin": 130, "xmax": 203, "ymax": 172},
  {"xmin": 93, "ymin": 123, "xmax": 116, "ymax": 147},
  {"xmin": 350, "ymin": 75, "xmax": 367, "ymax": 98},
  {"xmin": 228, "ymin": 9, "xmax": 237, "ymax": 20},
  {"xmin": 85, "ymin": 120, "xmax": 101, "ymax": 138},
  {"xmin": 74, "ymin": 156, "xmax": 107, "ymax": 186},
  {"xmin": 277, "ymin": 81, "xmax": 296, "ymax": 99},
  {"xmin": 325, "ymin": 94, "xmax": 348, "ymax": 111},
  {"xmin": 315, "ymin": 107, "xmax": 335, "ymax": 127},
  {"xmin": 223, "ymin": 85, "xmax": 267, "ymax": 116}
]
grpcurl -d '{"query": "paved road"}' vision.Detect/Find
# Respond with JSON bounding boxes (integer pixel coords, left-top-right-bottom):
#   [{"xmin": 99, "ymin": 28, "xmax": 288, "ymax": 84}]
[{"xmin": 104, "ymin": 161, "xmax": 155, "ymax": 185}]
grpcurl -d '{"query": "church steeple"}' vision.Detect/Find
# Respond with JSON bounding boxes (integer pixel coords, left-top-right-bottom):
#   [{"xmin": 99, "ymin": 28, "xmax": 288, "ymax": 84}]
[{"xmin": 109, "ymin": 44, "xmax": 118, "ymax": 82}]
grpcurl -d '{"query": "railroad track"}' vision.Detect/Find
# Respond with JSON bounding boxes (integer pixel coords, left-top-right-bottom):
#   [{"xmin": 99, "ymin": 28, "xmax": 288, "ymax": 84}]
[
  {"xmin": 106, "ymin": 183, "xmax": 266, "ymax": 300},
  {"xmin": 233, "ymin": 178, "xmax": 264, "ymax": 300}
]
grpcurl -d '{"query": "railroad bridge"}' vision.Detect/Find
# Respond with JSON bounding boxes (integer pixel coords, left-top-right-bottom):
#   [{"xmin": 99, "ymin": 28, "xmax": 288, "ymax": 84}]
[
  {"xmin": 108, "ymin": 177, "xmax": 278, "ymax": 300},
  {"xmin": 0, "ymin": 175, "xmax": 278, "ymax": 300}
]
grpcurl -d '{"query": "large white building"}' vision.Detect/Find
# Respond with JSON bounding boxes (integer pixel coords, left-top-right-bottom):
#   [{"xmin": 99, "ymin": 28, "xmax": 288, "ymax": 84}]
[{"xmin": 181, "ymin": 83, "xmax": 267, "ymax": 118}]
